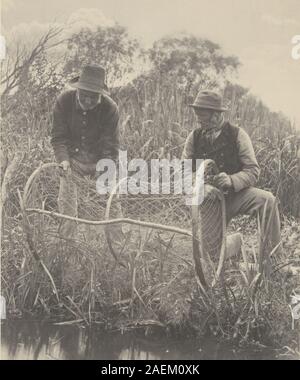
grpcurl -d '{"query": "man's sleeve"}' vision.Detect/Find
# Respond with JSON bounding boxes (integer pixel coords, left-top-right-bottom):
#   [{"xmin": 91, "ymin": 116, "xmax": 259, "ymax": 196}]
[
  {"xmin": 229, "ymin": 128, "xmax": 261, "ymax": 192},
  {"xmin": 51, "ymin": 95, "xmax": 70, "ymax": 163},
  {"xmin": 181, "ymin": 131, "xmax": 195, "ymax": 160},
  {"xmin": 99, "ymin": 103, "xmax": 120, "ymax": 162}
]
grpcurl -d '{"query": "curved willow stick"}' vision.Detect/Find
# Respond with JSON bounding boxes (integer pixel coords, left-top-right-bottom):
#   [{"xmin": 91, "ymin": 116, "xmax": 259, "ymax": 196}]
[
  {"xmin": 212, "ymin": 191, "xmax": 227, "ymax": 287},
  {"xmin": 18, "ymin": 188, "xmax": 60, "ymax": 303},
  {"xmin": 192, "ymin": 160, "xmax": 228, "ymax": 289},
  {"xmin": 191, "ymin": 162, "xmax": 208, "ymax": 289},
  {"xmin": 204, "ymin": 160, "xmax": 227, "ymax": 287},
  {"xmin": 23, "ymin": 162, "xmax": 59, "ymax": 210},
  {"xmin": 103, "ymin": 177, "xmax": 128, "ymax": 266},
  {"xmin": 104, "ymin": 176, "xmax": 128, "ymax": 221}
]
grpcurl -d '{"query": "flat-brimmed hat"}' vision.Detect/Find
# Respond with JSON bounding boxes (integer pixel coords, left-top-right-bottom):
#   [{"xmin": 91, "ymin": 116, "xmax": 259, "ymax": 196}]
[
  {"xmin": 69, "ymin": 64, "xmax": 109, "ymax": 94},
  {"xmin": 189, "ymin": 90, "xmax": 227, "ymax": 112}
]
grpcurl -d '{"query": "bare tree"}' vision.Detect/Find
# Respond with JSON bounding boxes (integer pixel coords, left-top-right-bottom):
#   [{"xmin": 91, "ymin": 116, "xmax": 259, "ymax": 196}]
[{"xmin": 0, "ymin": 25, "xmax": 64, "ymax": 114}]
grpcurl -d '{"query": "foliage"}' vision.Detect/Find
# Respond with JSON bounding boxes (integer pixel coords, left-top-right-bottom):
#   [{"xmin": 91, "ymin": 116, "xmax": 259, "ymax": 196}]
[
  {"xmin": 148, "ymin": 34, "xmax": 240, "ymax": 91},
  {"xmin": 63, "ymin": 25, "xmax": 141, "ymax": 86},
  {"xmin": 1, "ymin": 23, "xmax": 299, "ymax": 353}
]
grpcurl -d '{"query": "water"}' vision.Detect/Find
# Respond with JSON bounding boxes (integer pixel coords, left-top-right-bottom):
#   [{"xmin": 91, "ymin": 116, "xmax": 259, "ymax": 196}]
[{"xmin": 1, "ymin": 320, "xmax": 278, "ymax": 360}]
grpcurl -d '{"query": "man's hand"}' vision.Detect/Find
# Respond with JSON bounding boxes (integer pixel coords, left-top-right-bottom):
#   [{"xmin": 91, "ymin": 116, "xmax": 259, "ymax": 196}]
[
  {"xmin": 59, "ymin": 160, "xmax": 71, "ymax": 173},
  {"xmin": 204, "ymin": 184, "xmax": 220, "ymax": 200},
  {"xmin": 213, "ymin": 172, "xmax": 233, "ymax": 190}
]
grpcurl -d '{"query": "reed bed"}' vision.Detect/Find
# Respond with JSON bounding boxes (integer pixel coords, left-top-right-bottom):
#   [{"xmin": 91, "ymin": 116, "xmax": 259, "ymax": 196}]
[{"xmin": 1, "ymin": 74, "xmax": 299, "ymax": 354}]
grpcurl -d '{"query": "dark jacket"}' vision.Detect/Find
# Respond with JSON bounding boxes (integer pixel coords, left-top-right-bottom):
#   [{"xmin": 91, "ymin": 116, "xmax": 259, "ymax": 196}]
[
  {"xmin": 181, "ymin": 122, "xmax": 260, "ymax": 192},
  {"xmin": 51, "ymin": 90, "xmax": 119, "ymax": 164},
  {"xmin": 192, "ymin": 122, "xmax": 243, "ymax": 174}
]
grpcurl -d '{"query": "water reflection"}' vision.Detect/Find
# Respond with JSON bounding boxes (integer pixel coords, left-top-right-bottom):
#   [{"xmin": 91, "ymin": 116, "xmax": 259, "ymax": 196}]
[{"xmin": 1, "ymin": 320, "xmax": 276, "ymax": 360}]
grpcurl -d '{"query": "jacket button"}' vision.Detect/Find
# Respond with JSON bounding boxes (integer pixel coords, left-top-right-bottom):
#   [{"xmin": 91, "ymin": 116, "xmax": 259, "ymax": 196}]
[
  {"xmin": 75, "ymin": 148, "xmax": 79, "ymax": 152},
  {"xmin": 81, "ymin": 136, "xmax": 86, "ymax": 140}
]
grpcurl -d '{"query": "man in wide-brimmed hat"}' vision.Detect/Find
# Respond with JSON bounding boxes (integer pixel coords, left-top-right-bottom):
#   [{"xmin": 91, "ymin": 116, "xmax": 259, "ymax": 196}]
[
  {"xmin": 182, "ymin": 90, "xmax": 282, "ymax": 257},
  {"xmin": 51, "ymin": 64, "xmax": 121, "ymax": 239}
]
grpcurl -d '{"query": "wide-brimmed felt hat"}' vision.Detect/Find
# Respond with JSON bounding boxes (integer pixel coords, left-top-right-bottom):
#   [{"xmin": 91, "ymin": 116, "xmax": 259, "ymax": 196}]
[
  {"xmin": 189, "ymin": 90, "xmax": 227, "ymax": 112},
  {"xmin": 69, "ymin": 64, "xmax": 109, "ymax": 94}
]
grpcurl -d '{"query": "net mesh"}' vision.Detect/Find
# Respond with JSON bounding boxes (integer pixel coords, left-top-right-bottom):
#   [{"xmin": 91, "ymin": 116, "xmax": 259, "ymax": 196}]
[{"xmin": 23, "ymin": 162, "xmax": 224, "ymax": 270}]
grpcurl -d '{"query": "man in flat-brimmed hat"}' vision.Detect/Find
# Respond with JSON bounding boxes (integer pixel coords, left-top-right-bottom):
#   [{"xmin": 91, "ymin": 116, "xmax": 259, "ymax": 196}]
[
  {"xmin": 182, "ymin": 90, "xmax": 282, "ymax": 257},
  {"xmin": 51, "ymin": 64, "xmax": 121, "ymax": 239}
]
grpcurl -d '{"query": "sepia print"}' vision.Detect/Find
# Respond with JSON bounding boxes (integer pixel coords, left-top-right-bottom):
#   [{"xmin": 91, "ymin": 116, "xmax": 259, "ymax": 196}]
[{"xmin": 0, "ymin": 0, "xmax": 300, "ymax": 361}]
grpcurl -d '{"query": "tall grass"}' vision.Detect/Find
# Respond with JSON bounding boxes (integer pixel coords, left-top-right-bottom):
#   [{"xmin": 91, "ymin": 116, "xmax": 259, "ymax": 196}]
[
  {"xmin": 1, "ymin": 75, "xmax": 299, "ymax": 351},
  {"xmin": 113, "ymin": 79, "xmax": 299, "ymax": 216}
]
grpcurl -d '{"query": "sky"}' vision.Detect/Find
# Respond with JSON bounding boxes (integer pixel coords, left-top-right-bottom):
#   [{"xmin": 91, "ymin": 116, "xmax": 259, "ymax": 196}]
[{"xmin": 1, "ymin": 0, "xmax": 300, "ymax": 126}]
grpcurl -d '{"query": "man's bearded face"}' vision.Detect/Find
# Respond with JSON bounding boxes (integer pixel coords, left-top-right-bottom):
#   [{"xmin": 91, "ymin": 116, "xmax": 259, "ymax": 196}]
[
  {"xmin": 77, "ymin": 89, "xmax": 101, "ymax": 110},
  {"xmin": 194, "ymin": 108, "xmax": 223, "ymax": 130}
]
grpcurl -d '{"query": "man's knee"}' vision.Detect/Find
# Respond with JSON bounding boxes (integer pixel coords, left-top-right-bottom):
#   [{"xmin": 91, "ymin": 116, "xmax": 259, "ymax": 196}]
[{"xmin": 255, "ymin": 189, "xmax": 277, "ymax": 211}]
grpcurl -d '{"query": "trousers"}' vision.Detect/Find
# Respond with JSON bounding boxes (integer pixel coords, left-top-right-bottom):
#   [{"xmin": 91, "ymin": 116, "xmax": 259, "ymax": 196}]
[
  {"xmin": 225, "ymin": 187, "xmax": 282, "ymax": 255},
  {"xmin": 57, "ymin": 159, "xmax": 123, "ymax": 241}
]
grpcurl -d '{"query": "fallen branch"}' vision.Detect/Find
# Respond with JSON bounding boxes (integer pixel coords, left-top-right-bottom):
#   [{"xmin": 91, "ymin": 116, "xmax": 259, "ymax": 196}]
[{"xmin": 25, "ymin": 208, "xmax": 193, "ymax": 237}]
